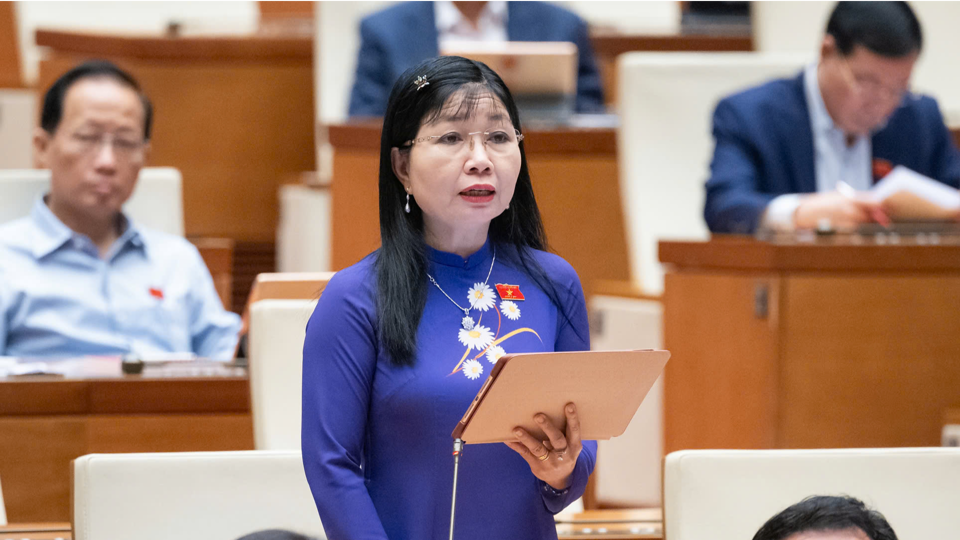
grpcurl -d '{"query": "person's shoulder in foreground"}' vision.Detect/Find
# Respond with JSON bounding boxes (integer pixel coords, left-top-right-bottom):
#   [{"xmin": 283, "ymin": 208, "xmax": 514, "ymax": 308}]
[{"xmin": 753, "ymin": 495, "xmax": 898, "ymax": 540}]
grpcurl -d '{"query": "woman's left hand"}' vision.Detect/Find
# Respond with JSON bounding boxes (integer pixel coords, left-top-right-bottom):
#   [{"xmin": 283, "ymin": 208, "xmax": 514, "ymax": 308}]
[{"xmin": 504, "ymin": 402, "xmax": 582, "ymax": 490}]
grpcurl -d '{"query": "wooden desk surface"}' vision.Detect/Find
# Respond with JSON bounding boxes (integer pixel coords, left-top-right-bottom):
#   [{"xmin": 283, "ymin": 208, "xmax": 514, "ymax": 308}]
[
  {"xmin": 556, "ymin": 509, "xmax": 663, "ymax": 539},
  {"xmin": 0, "ymin": 358, "xmax": 249, "ymax": 415},
  {"xmin": 328, "ymin": 121, "xmax": 617, "ymax": 155},
  {"xmin": 0, "ymin": 359, "xmax": 253, "ymax": 522},
  {"xmin": 35, "ymin": 29, "xmax": 311, "ymax": 60},
  {"xmin": 661, "ymin": 234, "xmax": 960, "ymax": 272},
  {"xmin": 0, "ymin": 523, "xmax": 71, "ymax": 540}
]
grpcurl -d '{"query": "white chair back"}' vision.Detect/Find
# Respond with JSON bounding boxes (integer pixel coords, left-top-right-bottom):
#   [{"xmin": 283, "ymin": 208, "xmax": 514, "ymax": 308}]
[
  {"xmin": 564, "ymin": 0, "xmax": 681, "ymax": 34},
  {"xmin": 0, "ymin": 167, "xmax": 184, "ymax": 236},
  {"xmin": 900, "ymin": 3, "xmax": 960, "ymax": 124},
  {"xmin": 249, "ymin": 298, "xmax": 321, "ymax": 450},
  {"xmin": 73, "ymin": 451, "xmax": 325, "ymax": 540},
  {"xmin": 0, "ymin": 90, "xmax": 36, "ymax": 169},
  {"xmin": 315, "ymin": 1, "xmax": 391, "ymax": 124},
  {"xmin": 589, "ymin": 295, "xmax": 663, "ymax": 507},
  {"xmin": 664, "ymin": 447, "xmax": 960, "ymax": 540},
  {"xmin": 0, "ymin": 473, "xmax": 7, "ymax": 525},
  {"xmin": 751, "ymin": 1, "xmax": 829, "ymax": 56},
  {"xmin": 277, "ymin": 184, "xmax": 332, "ymax": 272},
  {"xmin": 616, "ymin": 52, "xmax": 809, "ymax": 295}
]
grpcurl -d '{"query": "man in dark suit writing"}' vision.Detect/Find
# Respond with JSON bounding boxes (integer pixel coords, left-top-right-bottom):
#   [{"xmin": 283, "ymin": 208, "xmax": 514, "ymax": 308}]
[
  {"xmin": 704, "ymin": 1, "xmax": 960, "ymax": 234},
  {"xmin": 347, "ymin": 1, "xmax": 605, "ymax": 117}
]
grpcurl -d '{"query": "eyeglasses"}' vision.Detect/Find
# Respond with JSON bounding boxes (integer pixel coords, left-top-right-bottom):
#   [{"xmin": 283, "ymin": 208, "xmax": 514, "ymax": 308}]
[
  {"xmin": 838, "ymin": 57, "xmax": 910, "ymax": 103},
  {"xmin": 403, "ymin": 129, "xmax": 524, "ymax": 157},
  {"xmin": 67, "ymin": 132, "xmax": 147, "ymax": 161}
]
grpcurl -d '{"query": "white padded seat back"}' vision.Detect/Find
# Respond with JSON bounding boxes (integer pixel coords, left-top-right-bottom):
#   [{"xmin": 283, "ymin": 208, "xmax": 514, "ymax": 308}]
[
  {"xmin": 0, "ymin": 167, "xmax": 184, "ymax": 236},
  {"xmin": 0, "ymin": 473, "xmax": 7, "ymax": 525},
  {"xmin": 73, "ymin": 451, "xmax": 324, "ymax": 540},
  {"xmin": 589, "ymin": 295, "xmax": 663, "ymax": 507},
  {"xmin": 751, "ymin": 2, "xmax": 830, "ymax": 56},
  {"xmin": 616, "ymin": 53, "xmax": 809, "ymax": 294},
  {"xmin": 0, "ymin": 90, "xmax": 36, "ymax": 169},
  {"xmin": 249, "ymin": 298, "xmax": 319, "ymax": 450},
  {"xmin": 664, "ymin": 448, "xmax": 960, "ymax": 540}
]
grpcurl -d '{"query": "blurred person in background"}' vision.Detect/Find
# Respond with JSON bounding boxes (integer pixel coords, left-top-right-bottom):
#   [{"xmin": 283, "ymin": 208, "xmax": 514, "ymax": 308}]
[
  {"xmin": 348, "ymin": 1, "xmax": 605, "ymax": 117},
  {"xmin": 753, "ymin": 495, "xmax": 898, "ymax": 540},
  {"xmin": 704, "ymin": 1, "xmax": 960, "ymax": 234},
  {"xmin": 0, "ymin": 60, "xmax": 240, "ymax": 359}
]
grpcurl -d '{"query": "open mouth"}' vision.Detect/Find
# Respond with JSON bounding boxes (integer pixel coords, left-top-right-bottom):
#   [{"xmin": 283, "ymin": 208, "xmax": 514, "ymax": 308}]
[{"xmin": 460, "ymin": 185, "xmax": 496, "ymax": 203}]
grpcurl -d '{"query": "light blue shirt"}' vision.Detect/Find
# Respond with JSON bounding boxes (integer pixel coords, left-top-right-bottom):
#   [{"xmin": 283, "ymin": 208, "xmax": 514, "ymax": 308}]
[
  {"xmin": 803, "ymin": 62, "xmax": 872, "ymax": 193},
  {"xmin": 0, "ymin": 198, "xmax": 241, "ymax": 359},
  {"xmin": 762, "ymin": 64, "xmax": 873, "ymax": 230}
]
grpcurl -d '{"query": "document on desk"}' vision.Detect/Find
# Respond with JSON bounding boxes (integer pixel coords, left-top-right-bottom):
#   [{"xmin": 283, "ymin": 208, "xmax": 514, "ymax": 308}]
[{"xmin": 869, "ymin": 166, "xmax": 960, "ymax": 221}]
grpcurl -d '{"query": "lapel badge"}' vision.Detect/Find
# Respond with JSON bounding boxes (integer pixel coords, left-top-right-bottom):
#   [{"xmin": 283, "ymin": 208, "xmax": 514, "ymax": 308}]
[{"xmin": 495, "ymin": 284, "xmax": 524, "ymax": 301}]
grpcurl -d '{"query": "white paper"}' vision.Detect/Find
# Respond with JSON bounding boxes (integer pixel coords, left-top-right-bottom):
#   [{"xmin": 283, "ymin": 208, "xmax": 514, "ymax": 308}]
[{"xmin": 869, "ymin": 165, "xmax": 960, "ymax": 210}]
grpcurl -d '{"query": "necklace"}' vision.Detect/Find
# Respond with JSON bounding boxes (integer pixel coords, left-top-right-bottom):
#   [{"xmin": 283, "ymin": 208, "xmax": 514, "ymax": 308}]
[{"xmin": 427, "ymin": 248, "xmax": 496, "ymax": 331}]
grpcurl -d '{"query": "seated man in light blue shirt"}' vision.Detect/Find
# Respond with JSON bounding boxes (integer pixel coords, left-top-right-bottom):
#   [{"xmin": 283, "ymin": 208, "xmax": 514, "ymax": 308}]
[{"xmin": 0, "ymin": 60, "xmax": 241, "ymax": 359}]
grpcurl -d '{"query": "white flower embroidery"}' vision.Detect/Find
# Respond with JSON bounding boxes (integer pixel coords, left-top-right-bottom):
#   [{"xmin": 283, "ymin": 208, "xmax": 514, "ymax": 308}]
[
  {"xmin": 499, "ymin": 300, "xmax": 520, "ymax": 320},
  {"xmin": 463, "ymin": 359, "xmax": 484, "ymax": 380},
  {"xmin": 486, "ymin": 345, "xmax": 506, "ymax": 364},
  {"xmin": 467, "ymin": 283, "xmax": 496, "ymax": 311},
  {"xmin": 458, "ymin": 324, "xmax": 494, "ymax": 351}
]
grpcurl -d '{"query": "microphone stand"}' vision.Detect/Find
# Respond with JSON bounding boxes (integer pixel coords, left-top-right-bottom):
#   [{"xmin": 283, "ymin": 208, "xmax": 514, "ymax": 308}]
[{"xmin": 448, "ymin": 438, "xmax": 464, "ymax": 540}]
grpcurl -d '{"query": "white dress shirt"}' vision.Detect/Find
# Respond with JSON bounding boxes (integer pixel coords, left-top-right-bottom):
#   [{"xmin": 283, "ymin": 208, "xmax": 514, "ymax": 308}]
[
  {"xmin": 435, "ymin": 1, "xmax": 508, "ymax": 50},
  {"xmin": 762, "ymin": 63, "xmax": 873, "ymax": 231}
]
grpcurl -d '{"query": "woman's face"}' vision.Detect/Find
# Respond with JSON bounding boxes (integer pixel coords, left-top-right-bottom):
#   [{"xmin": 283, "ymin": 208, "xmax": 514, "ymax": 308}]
[{"xmin": 392, "ymin": 90, "xmax": 521, "ymax": 245}]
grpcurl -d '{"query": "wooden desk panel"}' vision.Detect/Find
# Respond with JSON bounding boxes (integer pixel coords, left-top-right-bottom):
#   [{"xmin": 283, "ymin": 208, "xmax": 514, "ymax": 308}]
[
  {"xmin": 0, "ymin": 363, "xmax": 253, "ymax": 522},
  {"xmin": 660, "ymin": 237, "xmax": 960, "ymax": 453},
  {"xmin": 328, "ymin": 123, "xmax": 629, "ymax": 298},
  {"xmin": 0, "ymin": 3, "xmax": 21, "ymax": 88},
  {"xmin": 780, "ymin": 275, "xmax": 960, "ymax": 448}
]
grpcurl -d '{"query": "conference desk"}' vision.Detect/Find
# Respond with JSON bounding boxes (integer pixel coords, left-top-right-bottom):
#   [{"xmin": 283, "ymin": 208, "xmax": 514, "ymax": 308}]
[
  {"xmin": 0, "ymin": 523, "xmax": 70, "ymax": 540},
  {"xmin": 328, "ymin": 122, "xmax": 630, "ymax": 298},
  {"xmin": 660, "ymin": 233, "xmax": 960, "ymax": 453},
  {"xmin": 557, "ymin": 509, "xmax": 662, "ymax": 539},
  {"xmin": 0, "ymin": 358, "xmax": 253, "ymax": 522}
]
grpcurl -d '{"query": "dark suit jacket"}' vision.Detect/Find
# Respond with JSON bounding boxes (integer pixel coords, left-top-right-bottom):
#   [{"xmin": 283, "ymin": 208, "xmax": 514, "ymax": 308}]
[
  {"xmin": 347, "ymin": 1, "xmax": 605, "ymax": 117},
  {"xmin": 703, "ymin": 72, "xmax": 960, "ymax": 234}
]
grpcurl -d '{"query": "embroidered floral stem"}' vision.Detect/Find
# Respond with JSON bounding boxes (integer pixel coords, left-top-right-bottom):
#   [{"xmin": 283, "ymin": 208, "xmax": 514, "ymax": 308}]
[{"xmin": 450, "ymin": 327, "xmax": 545, "ymax": 375}]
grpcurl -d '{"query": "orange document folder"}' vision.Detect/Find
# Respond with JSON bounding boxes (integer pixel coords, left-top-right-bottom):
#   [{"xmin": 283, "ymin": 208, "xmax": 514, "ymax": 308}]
[{"xmin": 451, "ymin": 349, "xmax": 670, "ymax": 444}]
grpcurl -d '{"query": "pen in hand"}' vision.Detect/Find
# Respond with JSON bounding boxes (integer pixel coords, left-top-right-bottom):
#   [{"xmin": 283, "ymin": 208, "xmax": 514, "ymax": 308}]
[{"xmin": 837, "ymin": 181, "xmax": 891, "ymax": 228}]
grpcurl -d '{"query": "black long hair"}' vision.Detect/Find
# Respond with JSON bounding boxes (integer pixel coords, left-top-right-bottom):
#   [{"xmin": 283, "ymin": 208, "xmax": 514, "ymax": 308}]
[{"xmin": 376, "ymin": 55, "xmax": 573, "ymax": 367}]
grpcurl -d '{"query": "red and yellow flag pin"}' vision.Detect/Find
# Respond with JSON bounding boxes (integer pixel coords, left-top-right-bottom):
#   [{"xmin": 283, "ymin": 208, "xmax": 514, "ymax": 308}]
[{"xmin": 495, "ymin": 284, "xmax": 524, "ymax": 301}]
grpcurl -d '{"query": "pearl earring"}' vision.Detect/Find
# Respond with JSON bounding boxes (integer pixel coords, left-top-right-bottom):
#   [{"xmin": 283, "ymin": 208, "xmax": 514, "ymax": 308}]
[{"xmin": 405, "ymin": 193, "xmax": 411, "ymax": 214}]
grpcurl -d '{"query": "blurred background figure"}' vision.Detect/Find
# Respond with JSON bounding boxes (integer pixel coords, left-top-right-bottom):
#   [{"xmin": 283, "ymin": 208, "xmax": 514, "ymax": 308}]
[
  {"xmin": 0, "ymin": 60, "xmax": 240, "ymax": 359},
  {"xmin": 347, "ymin": 1, "xmax": 605, "ymax": 117},
  {"xmin": 752, "ymin": 495, "xmax": 898, "ymax": 540},
  {"xmin": 704, "ymin": 1, "xmax": 960, "ymax": 234}
]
